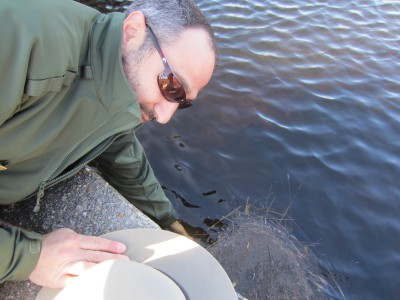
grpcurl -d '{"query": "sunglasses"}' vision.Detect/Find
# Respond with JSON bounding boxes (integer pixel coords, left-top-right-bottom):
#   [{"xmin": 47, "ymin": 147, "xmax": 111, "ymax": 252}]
[{"xmin": 146, "ymin": 25, "xmax": 192, "ymax": 109}]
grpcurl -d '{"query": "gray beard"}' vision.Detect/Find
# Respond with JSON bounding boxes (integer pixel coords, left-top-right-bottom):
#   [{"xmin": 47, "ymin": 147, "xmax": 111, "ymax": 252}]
[
  {"xmin": 122, "ymin": 49, "xmax": 157, "ymax": 121},
  {"xmin": 122, "ymin": 49, "xmax": 141, "ymax": 92}
]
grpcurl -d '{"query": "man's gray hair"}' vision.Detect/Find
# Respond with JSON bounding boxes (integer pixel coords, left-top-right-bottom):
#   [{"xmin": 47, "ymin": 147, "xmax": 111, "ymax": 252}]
[{"xmin": 125, "ymin": 0, "xmax": 216, "ymax": 56}]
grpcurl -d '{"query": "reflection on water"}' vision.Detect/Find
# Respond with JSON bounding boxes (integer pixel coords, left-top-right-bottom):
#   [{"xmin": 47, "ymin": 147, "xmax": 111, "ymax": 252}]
[
  {"xmin": 80, "ymin": 0, "xmax": 400, "ymax": 299},
  {"xmin": 75, "ymin": 0, "xmax": 131, "ymax": 12}
]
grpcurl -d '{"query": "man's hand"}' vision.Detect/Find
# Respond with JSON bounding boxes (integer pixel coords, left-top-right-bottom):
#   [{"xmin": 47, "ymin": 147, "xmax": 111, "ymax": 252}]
[
  {"xmin": 167, "ymin": 221, "xmax": 192, "ymax": 239},
  {"xmin": 28, "ymin": 228, "xmax": 129, "ymax": 288}
]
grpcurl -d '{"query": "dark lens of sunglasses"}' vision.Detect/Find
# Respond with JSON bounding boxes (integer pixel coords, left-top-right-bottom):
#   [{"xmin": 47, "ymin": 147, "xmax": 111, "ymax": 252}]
[
  {"xmin": 158, "ymin": 76, "xmax": 192, "ymax": 109},
  {"xmin": 176, "ymin": 101, "xmax": 192, "ymax": 109}
]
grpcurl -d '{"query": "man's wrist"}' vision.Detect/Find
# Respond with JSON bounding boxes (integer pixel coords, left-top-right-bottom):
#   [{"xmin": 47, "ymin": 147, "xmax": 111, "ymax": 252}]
[{"xmin": 3, "ymin": 229, "xmax": 43, "ymax": 281}]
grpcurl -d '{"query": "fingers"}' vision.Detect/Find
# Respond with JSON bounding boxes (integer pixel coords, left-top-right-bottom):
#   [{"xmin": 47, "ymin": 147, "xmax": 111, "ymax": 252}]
[
  {"xmin": 29, "ymin": 228, "xmax": 129, "ymax": 288},
  {"xmin": 77, "ymin": 234, "xmax": 127, "ymax": 254},
  {"xmin": 61, "ymin": 252, "xmax": 128, "ymax": 289},
  {"xmin": 69, "ymin": 232, "xmax": 130, "ymax": 264},
  {"xmin": 81, "ymin": 249, "xmax": 129, "ymax": 264},
  {"xmin": 47, "ymin": 228, "xmax": 127, "ymax": 254},
  {"xmin": 168, "ymin": 221, "xmax": 193, "ymax": 239}
]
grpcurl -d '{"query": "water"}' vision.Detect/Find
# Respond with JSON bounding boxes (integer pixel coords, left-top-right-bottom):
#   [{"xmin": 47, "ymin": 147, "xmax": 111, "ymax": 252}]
[{"xmin": 83, "ymin": 0, "xmax": 400, "ymax": 299}]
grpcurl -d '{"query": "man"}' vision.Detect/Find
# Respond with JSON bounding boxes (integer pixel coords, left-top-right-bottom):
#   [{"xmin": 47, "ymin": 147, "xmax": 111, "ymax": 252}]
[{"xmin": 0, "ymin": 0, "xmax": 216, "ymax": 289}]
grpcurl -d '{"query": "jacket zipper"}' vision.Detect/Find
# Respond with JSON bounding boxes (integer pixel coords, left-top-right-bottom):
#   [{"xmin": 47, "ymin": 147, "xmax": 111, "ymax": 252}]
[
  {"xmin": 33, "ymin": 133, "xmax": 120, "ymax": 212},
  {"xmin": 33, "ymin": 110, "xmax": 133, "ymax": 212}
]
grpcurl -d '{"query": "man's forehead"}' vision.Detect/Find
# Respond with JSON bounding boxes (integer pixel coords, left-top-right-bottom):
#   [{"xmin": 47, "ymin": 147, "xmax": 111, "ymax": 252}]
[{"xmin": 164, "ymin": 27, "xmax": 215, "ymax": 98}]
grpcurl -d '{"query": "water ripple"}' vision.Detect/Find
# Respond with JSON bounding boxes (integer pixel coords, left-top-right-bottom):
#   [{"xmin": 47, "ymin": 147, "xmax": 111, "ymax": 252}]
[{"xmin": 141, "ymin": 1, "xmax": 400, "ymax": 298}]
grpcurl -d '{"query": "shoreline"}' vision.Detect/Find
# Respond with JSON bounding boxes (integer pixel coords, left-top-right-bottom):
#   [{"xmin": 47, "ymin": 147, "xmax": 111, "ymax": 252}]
[{"xmin": 0, "ymin": 167, "xmax": 340, "ymax": 299}]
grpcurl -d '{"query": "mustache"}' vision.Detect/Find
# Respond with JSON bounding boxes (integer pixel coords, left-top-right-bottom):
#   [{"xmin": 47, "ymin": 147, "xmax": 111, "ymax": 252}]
[{"xmin": 140, "ymin": 104, "xmax": 157, "ymax": 121}]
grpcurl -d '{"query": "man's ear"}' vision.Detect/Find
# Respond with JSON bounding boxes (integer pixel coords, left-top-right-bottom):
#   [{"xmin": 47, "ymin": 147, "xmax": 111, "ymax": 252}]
[{"xmin": 122, "ymin": 11, "xmax": 146, "ymax": 49}]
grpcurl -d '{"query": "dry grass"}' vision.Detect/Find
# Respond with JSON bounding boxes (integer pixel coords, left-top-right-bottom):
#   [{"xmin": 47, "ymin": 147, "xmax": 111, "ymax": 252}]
[{"xmin": 205, "ymin": 178, "xmax": 345, "ymax": 300}]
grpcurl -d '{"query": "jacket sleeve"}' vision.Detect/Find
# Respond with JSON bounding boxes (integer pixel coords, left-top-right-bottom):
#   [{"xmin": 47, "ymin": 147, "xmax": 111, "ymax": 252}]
[
  {"xmin": 0, "ymin": 227, "xmax": 42, "ymax": 283},
  {"xmin": 95, "ymin": 132, "xmax": 178, "ymax": 228}
]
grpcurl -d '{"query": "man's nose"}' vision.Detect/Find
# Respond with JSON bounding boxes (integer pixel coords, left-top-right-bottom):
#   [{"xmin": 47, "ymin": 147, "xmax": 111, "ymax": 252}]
[{"xmin": 154, "ymin": 101, "xmax": 179, "ymax": 124}]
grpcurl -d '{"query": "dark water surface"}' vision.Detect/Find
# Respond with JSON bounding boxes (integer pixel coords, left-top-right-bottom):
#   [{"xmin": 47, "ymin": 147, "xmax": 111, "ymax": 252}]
[{"xmin": 83, "ymin": 0, "xmax": 400, "ymax": 299}]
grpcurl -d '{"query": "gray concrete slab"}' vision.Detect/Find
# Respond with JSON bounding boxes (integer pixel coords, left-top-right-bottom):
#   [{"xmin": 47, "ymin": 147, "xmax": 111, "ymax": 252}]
[{"xmin": 0, "ymin": 167, "xmax": 158, "ymax": 300}]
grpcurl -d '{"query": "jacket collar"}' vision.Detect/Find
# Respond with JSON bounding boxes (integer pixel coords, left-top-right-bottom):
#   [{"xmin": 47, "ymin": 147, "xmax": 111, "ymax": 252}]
[{"xmin": 90, "ymin": 12, "xmax": 141, "ymax": 121}]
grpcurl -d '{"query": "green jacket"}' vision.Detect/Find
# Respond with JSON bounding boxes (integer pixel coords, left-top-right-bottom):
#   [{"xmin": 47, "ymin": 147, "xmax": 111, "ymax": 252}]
[{"xmin": 0, "ymin": 0, "xmax": 177, "ymax": 282}]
